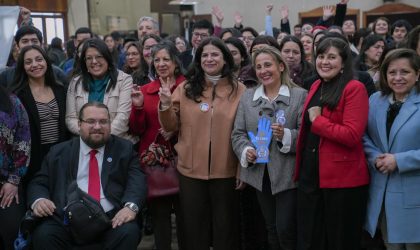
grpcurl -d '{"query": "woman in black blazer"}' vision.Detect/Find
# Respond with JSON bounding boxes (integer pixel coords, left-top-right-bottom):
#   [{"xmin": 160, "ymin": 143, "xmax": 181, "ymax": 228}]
[{"xmin": 11, "ymin": 45, "xmax": 69, "ymax": 186}]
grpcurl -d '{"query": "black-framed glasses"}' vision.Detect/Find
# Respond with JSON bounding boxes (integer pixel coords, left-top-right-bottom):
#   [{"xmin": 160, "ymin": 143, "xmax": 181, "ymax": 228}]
[
  {"xmin": 85, "ymin": 55, "xmax": 105, "ymax": 63},
  {"xmin": 192, "ymin": 32, "xmax": 209, "ymax": 39},
  {"xmin": 80, "ymin": 119, "xmax": 110, "ymax": 126}
]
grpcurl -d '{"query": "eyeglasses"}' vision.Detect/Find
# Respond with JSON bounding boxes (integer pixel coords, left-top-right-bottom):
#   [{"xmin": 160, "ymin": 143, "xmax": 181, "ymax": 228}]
[
  {"xmin": 242, "ymin": 36, "xmax": 255, "ymax": 41},
  {"xmin": 126, "ymin": 52, "xmax": 140, "ymax": 57},
  {"xmin": 80, "ymin": 119, "xmax": 110, "ymax": 126},
  {"xmin": 193, "ymin": 32, "xmax": 209, "ymax": 39},
  {"xmin": 85, "ymin": 55, "xmax": 105, "ymax": 63}
]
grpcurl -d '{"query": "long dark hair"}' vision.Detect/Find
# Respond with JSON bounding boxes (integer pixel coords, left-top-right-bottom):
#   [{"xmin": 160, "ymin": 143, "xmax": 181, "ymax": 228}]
[
  {"xmin": 78, "ymin": 38, "xmax": 118, "ymax": 92},
  {"xmin": 279, "ymin": 35, "xmax": 315, "ymax": 85},
  {"xmin": 224, "ymin": 37, "xmax": 250, "ymax": 69},
  {"xmin": 316, "ymin": 37, "xmax": 354, "ymax": 109},
  {"xmin": 137, "ymin": 34, "xmax": 162, "ymax": 85},
  {"xmin": 406, "ymin": 25, "xmax": 420, "ymax": 53},
  {"xmin": 149, "ymin": 40, "xmax": 185, "ymax": 78},
  {"xmin": 0, "ymin": 85, "xmax": 12, "ymax": 114},
  {"xmin": 357, "ymin": 34, "xmax": 386, "ymax": 70},
  {"xmin": 185, "ymin": 37, "xmax": 237, "ymax": 102},
  {"xmin": 11, "ymin": 45, "xmax": 61, "ymax": 94}
]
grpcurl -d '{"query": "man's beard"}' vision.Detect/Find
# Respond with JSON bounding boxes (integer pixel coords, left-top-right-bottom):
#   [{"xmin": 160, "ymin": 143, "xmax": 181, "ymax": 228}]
[{"xmin": 83, "ymin": 133, "xmax": 109, "ymax": 149}]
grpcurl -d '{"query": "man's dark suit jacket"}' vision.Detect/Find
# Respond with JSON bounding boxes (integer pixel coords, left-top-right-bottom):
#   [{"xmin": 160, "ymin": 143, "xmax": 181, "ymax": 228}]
[
  {"xmin": 27, "ymin": 135, "xmax": 147, "ymax": 218},
  {"xmin": 179, "ymin": 49, "xmax": 193, "ymax": 72}
]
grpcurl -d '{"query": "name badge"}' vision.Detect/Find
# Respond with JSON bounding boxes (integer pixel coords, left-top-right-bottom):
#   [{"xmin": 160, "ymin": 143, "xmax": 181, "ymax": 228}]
[
  {"xmin": 276, "ymin": 109, "xmax": 286, "ymax": 125},
  {"xmin": 200, "ymin": 103, "xmax": 210, "ymax": 112}
]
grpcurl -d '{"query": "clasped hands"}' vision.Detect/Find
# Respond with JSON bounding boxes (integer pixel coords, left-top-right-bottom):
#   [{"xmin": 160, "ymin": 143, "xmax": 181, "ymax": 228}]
[{"xmin": 375, "ymin": 153, "xmax": 397, "ymax": 174}]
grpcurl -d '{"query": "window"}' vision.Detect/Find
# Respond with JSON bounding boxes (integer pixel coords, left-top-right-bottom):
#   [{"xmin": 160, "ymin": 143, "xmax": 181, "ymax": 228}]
[{"xmin": 31, "ymin": 12, "xmax": 65, "ymax": 45}]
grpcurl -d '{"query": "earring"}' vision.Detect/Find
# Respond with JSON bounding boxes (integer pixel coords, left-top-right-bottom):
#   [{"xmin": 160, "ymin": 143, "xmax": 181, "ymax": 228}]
[{"xmin": 340, "ymin": 68, "xmax": 344, "ymax": 74}]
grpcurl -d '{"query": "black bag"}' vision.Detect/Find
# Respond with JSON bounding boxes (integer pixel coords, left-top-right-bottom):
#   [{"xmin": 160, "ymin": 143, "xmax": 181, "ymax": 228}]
[{"xmin": 63, "ymin": 181, "xmax": 111, "ymax": 245}]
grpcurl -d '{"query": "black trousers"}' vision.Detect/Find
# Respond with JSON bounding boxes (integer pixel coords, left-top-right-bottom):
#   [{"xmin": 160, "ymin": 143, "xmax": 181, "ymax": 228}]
[
  {"xmin": 0, "ymin": 185, "xmax": 26, "ymax": 250},
  {"xmin": 297, "ymin": 185, "xmax": 368, "ymax": 250},
  {"xmin": 239, "ymin": 185, "xmax": 268, "ymax": 250},
  {"xmin": 32, "ymin": 217, "xmax": 140, "ymax": 250},
  {"xmin": 148, "ymin": 194, "xmax": 185, "ymax": 250},
  {"xmin": 178, "ymin": 174, "xmax": 240, "ymax": 250},
  {"xmin": 256, "ymin": 188, "xmax": 297, "ymax": 250}
]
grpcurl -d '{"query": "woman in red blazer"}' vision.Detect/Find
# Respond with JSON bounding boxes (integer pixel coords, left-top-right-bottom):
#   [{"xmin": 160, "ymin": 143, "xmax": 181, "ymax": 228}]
[
  {"xmin": 295, "ymin": 36, "xmax": 369, "ymax": 250},
  {"xmin": 129, "ymin": 41, "xmax": 185, "ymax": 250}
]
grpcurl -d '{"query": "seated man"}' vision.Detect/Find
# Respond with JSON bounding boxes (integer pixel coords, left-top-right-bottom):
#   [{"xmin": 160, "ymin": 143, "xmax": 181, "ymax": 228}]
[{"xmin": 27, "ymin": 102, "xmax": 146, "ymax": 250}]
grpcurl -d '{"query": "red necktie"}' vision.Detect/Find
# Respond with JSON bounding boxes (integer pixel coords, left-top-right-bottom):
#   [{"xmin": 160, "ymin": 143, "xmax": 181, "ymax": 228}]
[{"xmin": 88, "ymin": 150, "xmax": 101, "ymax": 202}]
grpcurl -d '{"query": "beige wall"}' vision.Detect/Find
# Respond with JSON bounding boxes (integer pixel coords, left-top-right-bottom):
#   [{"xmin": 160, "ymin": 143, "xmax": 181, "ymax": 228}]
[
  {"xmin": 67, "ymin": 0, "xmax": 89, "ymax": 36},
  {"xmin": 68, "ymin": 0, "xmax": 157, "ymax": 35},
  {"xmin": 68, "ymin": 0, "xmax": 420, "ymax": 36}
]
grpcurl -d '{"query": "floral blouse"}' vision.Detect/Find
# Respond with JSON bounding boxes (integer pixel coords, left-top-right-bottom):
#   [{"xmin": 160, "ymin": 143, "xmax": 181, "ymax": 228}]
[{"xmin": 0, "ymin": 94, "xmax": 31, "ymax": 185}]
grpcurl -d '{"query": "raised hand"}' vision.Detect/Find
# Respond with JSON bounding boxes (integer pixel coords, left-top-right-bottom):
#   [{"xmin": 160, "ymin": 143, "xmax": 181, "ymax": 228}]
[
  {"xmin": 211, "ymin": 6, "xmax": 224, "ymax": 26},
  {"xmin": 234, "ymin": 11, "xmax": 243, "ymax": 27},
  {"xmin": 131, "ymin": 85, "xmax": 144, "ymax": 109},
  {"xmin": 158, "ymin": 76, "xmax": 175, "ymax": 108},
  {"xmin": 248, "ymin": 116, "xmax": 273, "ymax": 163},
  {"xmin": 0, "ymin": 183, "xmax": 18, "ymax": 208},
  {"xmin": 19, "ymin": 6, "xmax": 31, "ymax": 24},
  {"xmin": 322, "ymin": 5, "xmax": 335, "ymax": 21},
  {"xmin": 280, "ymin": 5, "xmax": 289, "ymax": 20},
  {"xmin": 265, "ymin": 4, "xmax": 274, "ymax": 15}
]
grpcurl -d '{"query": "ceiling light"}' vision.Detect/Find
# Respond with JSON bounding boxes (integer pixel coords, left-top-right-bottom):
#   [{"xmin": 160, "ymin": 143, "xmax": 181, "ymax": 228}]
[{"xmin": 168, "ymin": 0, "xmax": 199, "ymax": 5}]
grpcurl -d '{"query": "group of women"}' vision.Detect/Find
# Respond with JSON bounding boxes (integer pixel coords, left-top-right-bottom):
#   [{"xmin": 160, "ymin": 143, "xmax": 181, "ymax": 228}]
[{"xmin": 0, "ymin": 12, "xmax": 420, "ymax": 250}]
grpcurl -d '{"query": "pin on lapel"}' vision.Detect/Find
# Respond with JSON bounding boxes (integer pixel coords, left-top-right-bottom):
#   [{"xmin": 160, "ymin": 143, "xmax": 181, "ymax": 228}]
[
  {"xmin": 200, "ymin": 103, "xmax": 210, "ymax": 112},
  {"xmin": 107, "ymin": 157, "xmax": 112, "ymax": 163}
]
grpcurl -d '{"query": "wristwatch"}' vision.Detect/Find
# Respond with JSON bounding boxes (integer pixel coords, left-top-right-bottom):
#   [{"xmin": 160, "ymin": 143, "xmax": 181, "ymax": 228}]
[{"xmin": 124, "ymin": 202, "xmax": 139, "ymax": 213}]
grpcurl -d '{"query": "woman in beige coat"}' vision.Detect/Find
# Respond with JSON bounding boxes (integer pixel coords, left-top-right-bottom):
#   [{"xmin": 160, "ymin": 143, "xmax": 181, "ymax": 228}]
[{"xmin": 158, "ymin": 37, "xmax": 246, "ymax": 250}]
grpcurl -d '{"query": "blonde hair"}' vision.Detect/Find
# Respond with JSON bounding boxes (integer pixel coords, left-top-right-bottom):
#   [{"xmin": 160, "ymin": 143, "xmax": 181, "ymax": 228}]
[{"xmin": 251, "ymin": 46, "xmax": 298, "ymax": 89}]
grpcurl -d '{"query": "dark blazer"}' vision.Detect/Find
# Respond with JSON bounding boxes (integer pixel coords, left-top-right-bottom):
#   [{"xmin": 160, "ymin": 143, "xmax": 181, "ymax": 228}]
[
  {"xmin": 27, "ymin": 135, "xmax": 147, "ymax": 217},
  {"xmin": 179, "ymin": 49, "xmax": 193, "ymax": 71},
  {"xmin": 16, "ymin": 84, "xmax": 69, "ymax": 185}
]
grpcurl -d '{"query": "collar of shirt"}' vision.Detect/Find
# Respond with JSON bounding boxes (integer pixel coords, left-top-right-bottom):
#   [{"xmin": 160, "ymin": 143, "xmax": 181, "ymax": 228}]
[
  {"xmin": 387, "ymin": 94, "xmax": 407, "ymax": 104},
  {"xmin": 79, "ymin": 138, "xmax": 105, "ymax": 157},
  {"xmin": 253, "ymin": 84, "xmax": 290, "ymax": 101}
]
